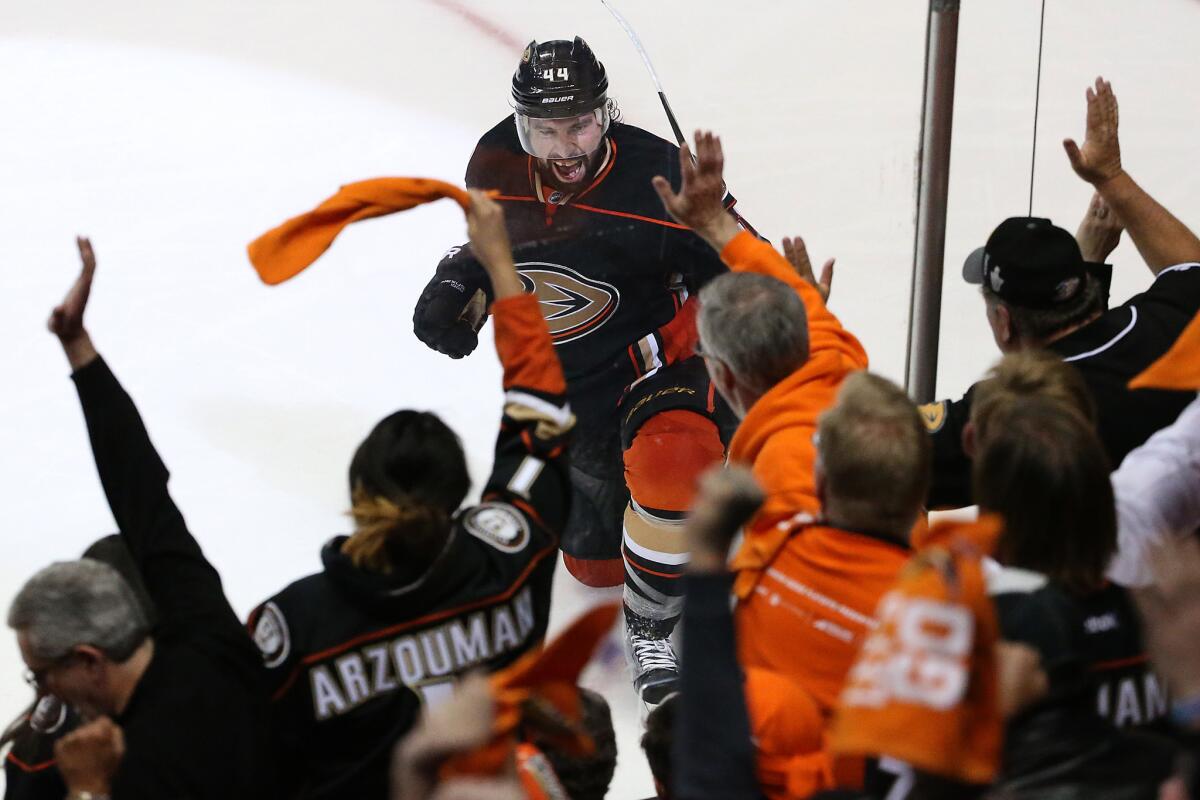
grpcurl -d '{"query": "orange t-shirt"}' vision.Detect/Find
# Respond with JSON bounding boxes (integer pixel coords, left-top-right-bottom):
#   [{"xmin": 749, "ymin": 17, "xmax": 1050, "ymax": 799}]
[{"xmin": 736, "ymin": 524, "xmax": 912, "ymax": 714}]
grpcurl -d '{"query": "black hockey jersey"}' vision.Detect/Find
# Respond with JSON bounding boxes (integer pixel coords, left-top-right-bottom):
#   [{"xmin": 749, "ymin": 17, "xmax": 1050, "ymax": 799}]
[
  {"xmin": 991, "ymin": 573, "xmax": 1168, "ymax": 731},
  {"xmin": 432, "ymin": 116, "xmax": 735, "ymax": 386},
  {"xmin": 924, "ymin": 263, "xmax": 1200, "ymax": 508},
  {"xmin": 248, "ymin": 294, "xmax": 572, "ymax": 800}
]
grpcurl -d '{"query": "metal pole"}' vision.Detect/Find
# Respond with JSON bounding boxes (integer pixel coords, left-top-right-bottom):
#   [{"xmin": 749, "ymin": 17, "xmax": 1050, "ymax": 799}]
[{"xmin": 904, "ymin": 0, "xmax": 960, "ymax": 403}]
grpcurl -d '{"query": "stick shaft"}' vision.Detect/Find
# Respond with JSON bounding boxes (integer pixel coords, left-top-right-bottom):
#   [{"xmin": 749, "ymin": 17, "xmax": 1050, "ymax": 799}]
[
  {"xmin": 658, "ymin": 91, "xmax": 686, "ymax": 147},
  {"xmin": 602, "ymin": 0, "xmax": 763, "ymax": 239}
]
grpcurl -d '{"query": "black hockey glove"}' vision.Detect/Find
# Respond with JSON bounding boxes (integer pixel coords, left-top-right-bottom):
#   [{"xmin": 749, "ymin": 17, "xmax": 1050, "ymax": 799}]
[{"xmin": 413, "ymin": 252, "xmax": 492, "ymax": 359}]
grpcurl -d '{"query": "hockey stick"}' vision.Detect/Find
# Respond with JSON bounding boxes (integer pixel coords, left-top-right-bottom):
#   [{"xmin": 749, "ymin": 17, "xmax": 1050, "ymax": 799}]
[
  {"xmin": 600, "ymin": 0, "xmax": 688, "ymax": 147},
  {"xmin": 601, "ymin": 0, "xmax": 763, "ymax": 238}
]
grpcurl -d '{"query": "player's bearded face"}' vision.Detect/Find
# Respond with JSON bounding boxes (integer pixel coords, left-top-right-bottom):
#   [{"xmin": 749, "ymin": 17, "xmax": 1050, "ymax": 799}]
[{"xmin": 528, "ymin": 112, "xmax": 605, "ymax": 186}]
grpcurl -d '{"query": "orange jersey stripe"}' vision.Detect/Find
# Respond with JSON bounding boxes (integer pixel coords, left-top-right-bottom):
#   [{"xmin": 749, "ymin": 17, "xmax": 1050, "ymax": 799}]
[
  {"xmin": 1090, "ymin": 654, "xmax": 1150, "ymax": 671},
  {"xmin": 492, "ymin": 294, "xmax": 566, "ymax": 395},
  {"xmin": 5, "ymin": 752, "xmax": 56, "ymax": 773}
]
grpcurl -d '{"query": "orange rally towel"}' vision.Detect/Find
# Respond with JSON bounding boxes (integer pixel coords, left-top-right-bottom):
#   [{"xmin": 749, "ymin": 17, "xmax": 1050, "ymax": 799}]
[
  {"xmin": 247, "ymin": 178, "xmax": 475, "ymax": 285},
  {"xmin": 438, "ymin": 603, "xmax": 620, "ymax": 783},
  {"xmin": 830, "ymin": 517, "xmax": 1003, "ymax": 786},
  {"xmin": 1129, "ymin": 310, "xmax": 1200, "ymax": 391}
]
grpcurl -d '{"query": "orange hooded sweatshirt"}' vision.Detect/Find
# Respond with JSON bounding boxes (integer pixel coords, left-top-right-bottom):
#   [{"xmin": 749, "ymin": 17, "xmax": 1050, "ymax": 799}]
[
  {"xmin": 718, "ymin": 231, "xmax": 914, "ymax": 714},
  {"xmin": 720, "ymin": 230, "xmax": 869, "ymax": 588}
]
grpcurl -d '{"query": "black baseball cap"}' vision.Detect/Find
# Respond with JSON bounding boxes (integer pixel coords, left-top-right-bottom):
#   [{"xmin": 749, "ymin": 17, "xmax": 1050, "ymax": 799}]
[{"xmin": 962, "ymin": 217, "xmax": 1110, "ymax": 309}]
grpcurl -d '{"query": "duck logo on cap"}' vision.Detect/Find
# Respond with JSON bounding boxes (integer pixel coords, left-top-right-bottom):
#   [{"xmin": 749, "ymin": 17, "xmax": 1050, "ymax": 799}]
[{"xmin": 988, "ymin": 265, "xmax": 1005, "ymax": 293}]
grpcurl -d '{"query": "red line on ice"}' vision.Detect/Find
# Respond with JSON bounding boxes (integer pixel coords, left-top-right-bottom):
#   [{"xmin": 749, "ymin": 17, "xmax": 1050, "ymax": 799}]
[{"xmin": 427, "ymin": 0, "xmax": 524, "ymax": 50}]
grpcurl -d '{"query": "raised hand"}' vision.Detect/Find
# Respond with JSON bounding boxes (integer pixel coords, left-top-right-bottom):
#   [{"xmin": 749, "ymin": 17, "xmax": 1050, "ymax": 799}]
[
  {"xmin": 1075, "ymin": 192, "xmax": 1124, "ymax": 263},
  {"xmin": 782, "ymin": 236, "xmax": 835, "ymax": 303},
  {"xmin": 48, "ymin": 236, "xmax": 100, "ymax": 370},
  {"xmin": 652, "ymin": 131, "xmax": 740, "ymax": 250},
  {"xmin": 1063, "ymin": 77, "xmax": 1123, "ymax": 186},
  {"xmin": 48, "ymin": 237, "xmax": 96, "ymax": 343}
]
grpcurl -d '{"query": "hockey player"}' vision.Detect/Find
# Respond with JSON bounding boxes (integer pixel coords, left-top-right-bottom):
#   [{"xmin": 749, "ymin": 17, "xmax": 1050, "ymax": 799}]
[
  {"xmin": 248, "ymin": 193, "xmax": 573, "ymax": 799},
  {"xmin": 412, "ymin": 37, "xmax": 743, "ymax": 702}
]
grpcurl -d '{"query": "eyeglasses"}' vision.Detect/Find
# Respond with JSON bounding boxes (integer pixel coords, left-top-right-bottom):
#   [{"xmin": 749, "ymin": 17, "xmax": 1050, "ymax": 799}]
[{"xmin": 22, "ymin": 652, "xmax": 77, "ymax": 694}]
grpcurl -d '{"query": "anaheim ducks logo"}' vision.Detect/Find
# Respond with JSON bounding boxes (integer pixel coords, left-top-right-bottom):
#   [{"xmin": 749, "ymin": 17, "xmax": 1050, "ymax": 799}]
[
  {"xmin": 516, "ymin": 262, "xmax": 620, "ymax": 344},
  {"xmin": 918, "ymin": 401, "xmax": 947, "ymax": 433}
]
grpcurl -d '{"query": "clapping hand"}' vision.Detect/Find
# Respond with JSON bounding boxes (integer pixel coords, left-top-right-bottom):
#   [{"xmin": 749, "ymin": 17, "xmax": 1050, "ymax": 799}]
[
  {"xmin": 1075, "ymin": 192, "xmax": 1124, "ymax": 263},
  {"xmin": 1063, "ymin": 77, "xmax": 1123, "ymax": 186}
]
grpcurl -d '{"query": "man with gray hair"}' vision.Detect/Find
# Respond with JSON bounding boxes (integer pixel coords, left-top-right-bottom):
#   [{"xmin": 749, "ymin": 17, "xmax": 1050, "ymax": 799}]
[
  {"xmin": 8, "ymin": 238, "xmax": 274, "ymax": 799},
  {"xmin": 4, "ymin": 536, "xmax": 156, "ymax": 800},
  {"xmin": 654, "ymin": 131, "xmax": 926, "ymax": 713},
  {"xmin": 694, "ymin": 271, "xmax": 810, "ymax": 417}
]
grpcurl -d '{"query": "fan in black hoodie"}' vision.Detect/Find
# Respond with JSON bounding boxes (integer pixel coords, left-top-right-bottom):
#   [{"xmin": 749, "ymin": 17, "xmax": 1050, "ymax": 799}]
[{"xmin": 248, "ymin": 192, "xmax": 573, "ymax": 800}]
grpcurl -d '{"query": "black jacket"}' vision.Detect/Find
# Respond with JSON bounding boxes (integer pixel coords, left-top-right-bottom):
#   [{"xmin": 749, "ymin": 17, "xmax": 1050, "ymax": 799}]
[
  {"xmin": 988, "ymin": 704, "xmax": 1178, "ymax": 800},
  {"xmin": 73, "ymin": 357, "xmax": 276, "ymax": 799},
  {"xmin": 988, "ymin": 569, "xmax": 1179, "ymax": 799},
  {"xmin": 926, "ymin": 262, "xmax": 1200, "ymax": 508}
]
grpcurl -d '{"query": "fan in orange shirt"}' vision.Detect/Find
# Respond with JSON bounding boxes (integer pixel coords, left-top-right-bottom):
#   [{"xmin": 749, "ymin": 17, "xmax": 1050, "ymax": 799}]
[{"xmin": 653, "ymin": 131, "xmax": 930, "ymax": 714}]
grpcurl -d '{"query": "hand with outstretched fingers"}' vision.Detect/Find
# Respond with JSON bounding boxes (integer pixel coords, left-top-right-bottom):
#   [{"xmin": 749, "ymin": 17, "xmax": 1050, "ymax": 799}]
[
  {"xmin": 782, "ymin": 236, "xmax": 835, "ymax": 303},
  {"xmin": 652, "ymin": 131, "xmax": 741, "ymax": 251},
  {"xmin": 1063, "ymin": 77, "xmax": 1123, "ymax": 187}
]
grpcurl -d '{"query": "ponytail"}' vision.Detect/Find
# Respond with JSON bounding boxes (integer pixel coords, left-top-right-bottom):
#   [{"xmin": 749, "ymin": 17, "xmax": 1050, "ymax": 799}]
[{"xmin": 343, "ymin": 486, "xmax": 451, "ymax": 574}]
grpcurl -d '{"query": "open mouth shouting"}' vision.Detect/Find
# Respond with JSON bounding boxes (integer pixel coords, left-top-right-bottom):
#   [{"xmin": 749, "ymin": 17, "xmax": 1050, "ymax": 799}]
[{"xmin": 549, "ymin": 156, "xmax": 587, "ymax": 185}]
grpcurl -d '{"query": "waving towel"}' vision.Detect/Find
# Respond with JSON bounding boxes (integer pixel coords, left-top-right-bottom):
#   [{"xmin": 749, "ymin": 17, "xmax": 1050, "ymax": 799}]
[
  {"xmin": 438, "ymin": 602, "xmax": 620, "ymax": 782},
  {"xmin": 831, "ymin": 516, "xmax": 1003, "ymax": 786},
  {"xmin": 247, "ymin": 177, "xmax": 474, "ymax": 285}
]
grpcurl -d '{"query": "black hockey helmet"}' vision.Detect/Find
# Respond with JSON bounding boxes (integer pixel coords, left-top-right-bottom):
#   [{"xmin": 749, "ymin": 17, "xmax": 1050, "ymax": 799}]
[
  {"xmin": 512, "ymin": 37, "xmax": 612, "ymax": 159},
  {"xmin": 512, "ymin": 37, "xmax": 609, "ymax": 118}
]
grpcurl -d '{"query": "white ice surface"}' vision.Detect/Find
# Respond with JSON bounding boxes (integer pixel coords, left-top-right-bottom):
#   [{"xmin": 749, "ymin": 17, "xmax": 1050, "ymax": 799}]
[{"xmin": 3, "ymin": 1, "xmax": 1200, "ymax": 795}]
